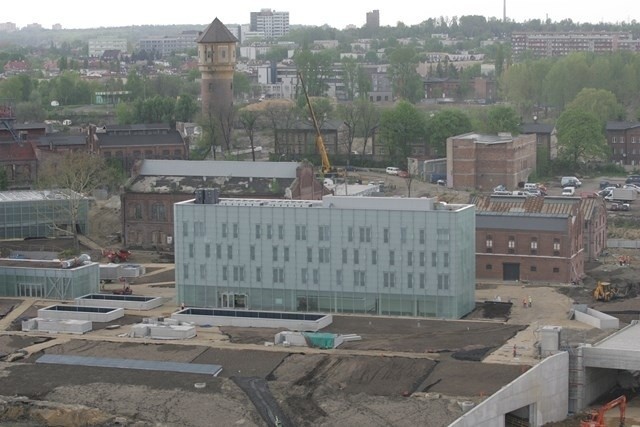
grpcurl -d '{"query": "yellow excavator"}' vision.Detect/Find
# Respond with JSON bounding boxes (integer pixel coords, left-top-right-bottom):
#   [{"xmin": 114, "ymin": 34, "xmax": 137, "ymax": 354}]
[
  {"xmin": 297, "ymin": 71, "xmax": 336, "ymax": 176},
  {"xmin": 593, "ymin": 281, "xmax": 617, "ymax": 302}
]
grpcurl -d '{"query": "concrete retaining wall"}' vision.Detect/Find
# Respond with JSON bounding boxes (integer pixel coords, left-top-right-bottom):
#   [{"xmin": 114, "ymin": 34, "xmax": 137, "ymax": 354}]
[
  {"xmin": 573, "ymin": 306, "xmax": 619, "ymax": 329},
  {"xmin": 38, "ymin": 305, "xmax": 124, "ymax": 323},
  {"xmin": 22, "ymin": 318, "xmax": 92, "ymax": 334},
  {"xmin": 607, "ymin": 239, "xmax": 640, "ymax": 249},
  {"xmin": 75, "ymin": 294, "xmax": 164, "ymax": 311},
  {"xmin": 172, "ymin": 310, "xmax": 332, "ymax": 332},
  {"xmin": 449, "ymin": 352, "xmax": 569, "ymax": 427}
]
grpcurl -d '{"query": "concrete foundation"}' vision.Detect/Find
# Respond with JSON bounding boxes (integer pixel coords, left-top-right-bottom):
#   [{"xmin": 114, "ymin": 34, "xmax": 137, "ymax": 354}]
[
  {"xmin": 22, "ymin": 317, "xmax": 92, "ymax": 334},
  {"xmin": 38, "ymin": 305, "xmax": 124, "ymax": 323},
  {"xmin": 172, "ymin": 308, "xmax": 332, "ymax": 331},
  {"xmin": 75, "ymin": 294, "xmax": 164, "ymax": 310},
  {"xmin": 449, "ymin": 352, "xmax": 569, "ymax": 427}
]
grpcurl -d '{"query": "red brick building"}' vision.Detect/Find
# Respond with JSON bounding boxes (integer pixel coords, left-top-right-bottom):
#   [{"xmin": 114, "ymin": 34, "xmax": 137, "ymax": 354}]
[
  {"xmin": 472, "ymin": 195, "xmax": 586, "ymax": 284},
  {"xmin": 122, "ymin": 160, "xmax": 328, "ymax": 250},
  {"xmin": 606, "ymin": 121, "xmax": 640, "ymax": 166},
  {"xmin": 580, "ymin": 195, "xmax": 608, "ymax": 262},
  {"xmin": 447, "ymin": 133, "xmax": 537, "ymax": 191}
]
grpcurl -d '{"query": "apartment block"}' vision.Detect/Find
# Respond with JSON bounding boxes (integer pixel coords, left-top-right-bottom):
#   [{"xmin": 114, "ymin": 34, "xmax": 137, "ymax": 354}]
[
  {"xmin": 511, "ymin": 32, "xmax": 640, "ymax": 57},
  {"xmin": 250, "ymin": 9, "xmax": 290, "ymax": 38}
]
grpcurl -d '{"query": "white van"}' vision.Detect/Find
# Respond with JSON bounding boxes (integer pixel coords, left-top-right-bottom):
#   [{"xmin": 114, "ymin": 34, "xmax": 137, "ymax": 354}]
[
  {"xmin": 561, "ymin": 176, "xmax": 582, "ymax": 188},
  {"xmin": 524, "ymin": 183, "xmax": 539, "ymax": 191},
  {"xmin": 561, "ymin": 186, "xmax": 576, "ymax": 196},
  {"xmin": 386, "ymin": 167, "xmax": 400, "ymax": 175}
]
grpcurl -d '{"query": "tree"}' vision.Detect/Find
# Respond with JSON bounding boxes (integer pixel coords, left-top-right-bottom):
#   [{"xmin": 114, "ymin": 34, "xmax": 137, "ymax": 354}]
[
  {"xmin": 341, "ymin": 57, "xmax": 358, "ymax": 101},
  {"xmin": 337, "ymin": 102, "xmax": 360, "ymax": 163},
  {"xmin": 233, "ymin": 72, "xmax": 252, "ymax": 100},
  {"xmin": 356, "ymin": 99, "xmax": 380, "ymax": 156},
  {"xmin": 427, "ymin": 109, "xmax": 473, "ymax": 156},
  {"xmin": 174, "ymin": 94, "xmax": 199, "ymax": 123},
  {"xmin": 294, "ymin": 49, "xmax": 335, "ymax": 96},
  {"xmin": 566, "ymin": 88, "xmax": 626, "ymax": 123},
  {"xmin": 379, "ymin": 100, "xmax": 426, "ymax": 168},
  {"xmin": 263, "ymin": 100, "xmax": 297, "ymax": 156},
  {"xmin": 388, "ymin": 47, "xmax": 425, "ymax": 103},
  {"xmin": 37, "ymin": 152, "xmax": 112, "ymax": 251},
  {"xmin": 556, "ymin": 108, "xmax": 609, "ymax": 168},
  {"xmin": 485, "ymin": 105, "xmax": 521, "ymax": 135},
  {"xmin": 238, "ymin": 109, "xmax": 261, "ymax": 161}
]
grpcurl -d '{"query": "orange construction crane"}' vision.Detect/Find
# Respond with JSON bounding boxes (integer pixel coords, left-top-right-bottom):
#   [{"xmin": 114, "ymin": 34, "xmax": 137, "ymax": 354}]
[
  {"xmin": 297, "ymin": 71, "xmax": 334, "ymax": 176},
  {"xmin": 580, "ymin": 395, "xmax": 626, "ymax": 427}
]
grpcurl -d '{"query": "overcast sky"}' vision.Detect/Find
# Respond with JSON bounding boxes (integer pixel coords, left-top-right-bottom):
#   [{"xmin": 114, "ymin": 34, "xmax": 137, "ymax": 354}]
[{"xmin": 4, "ymin": 1, "xmax": 638, "ymax": 30}]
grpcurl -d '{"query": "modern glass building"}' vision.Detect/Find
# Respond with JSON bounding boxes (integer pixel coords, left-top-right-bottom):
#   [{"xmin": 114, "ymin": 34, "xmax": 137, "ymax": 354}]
[
  {"xmin": 175, "ymin": 194, "xmax": 476, "ymax": 319},
  {"xmin": 0, "ymin": 190, "xmax": 90, "ymax": 239}
]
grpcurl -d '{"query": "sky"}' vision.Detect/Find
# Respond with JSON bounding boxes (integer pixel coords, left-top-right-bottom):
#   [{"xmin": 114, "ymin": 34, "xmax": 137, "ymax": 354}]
[{"xmin": 4, "ymin": 0, "xmax": 639, "ymax": 30}]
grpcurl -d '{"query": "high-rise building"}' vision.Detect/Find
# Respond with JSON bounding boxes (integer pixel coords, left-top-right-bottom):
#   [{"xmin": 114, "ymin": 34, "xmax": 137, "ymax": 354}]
[
  {"xmin": 250, "ymin": 9, "xmax": 290, "ymax": 38},
  {"xmin": 175, "ymin": 194, "xmax": 476, "ymax": 319},
  {"xmin": 366, "ymin": 10, "xmax": 380, "ymax": 29},
  {"xmin": 197, "ymin": 18, "xmax": 238, "ymax": 121}
]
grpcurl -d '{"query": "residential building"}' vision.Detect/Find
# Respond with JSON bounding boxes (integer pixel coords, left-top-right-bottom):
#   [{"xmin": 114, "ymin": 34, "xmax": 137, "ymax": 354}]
[
  {"xmin": 138, "ymin": 31, "xmax": 199, "ymax": 57},
  {"xmin": 366, "ymin": 10, "xmax": 380, "ymax": 29},
  {"xmin": 446, "ymin": 133, "xmax": 537, "ymax": 191},
  {"xmin": 472, "ymin": 195, "xmax": 585, "ymax": 283},
  {"xmin": 122, "ymin": 160, "xmax": 328, "ymax": 250},
  {"xmin": 0, "ymin": 190, "xmax": 90, "ymax": 239},
  {"xmin": 580, "ymin": 195, "xmax": 607, "ymax": 262},
  {"xmin": 606, "ymin": 121, "xmax": 640, "ymax": 166},
  {"xmin": 0, "ymin": 141, "xmax": 38, "ymax": 189},
  {"xmin": 88, "ymin": 124, "xmax": 189, "ymax": 173},
  {"xmin": 0, "ymin": 22, "xmax": 17, "ymax": 32},
  {"xmin": 511, "ymin": 32, "xmax": 640, "ymax": 58},
  {"xmin": 197, "ymin": 18, "xmax": 238, "ymax": 123},
  {"xmin": 88, "ymin": 38, "xmax": 127, "ymax": 57},
  {"xmin": 250, "ymin": 9, "xmax": 290, "ymax": 38},
  {"xmin": 175, "ymin": 194, "xmax": 476, "ymax": 319},
  {"xmin": 424, "ymin": 76, "xmax": 496, "ymax": 102}
]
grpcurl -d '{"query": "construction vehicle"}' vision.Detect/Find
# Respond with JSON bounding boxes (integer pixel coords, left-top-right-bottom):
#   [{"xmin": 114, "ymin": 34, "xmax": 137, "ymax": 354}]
[
  {"xmin": 297, "ymin": 71, "xmax": 336, "ymax": 177},
  {"xmin": 593, "ymin": 281, "xmax": 617, "ymax": 302},
  {"xmin": 102, "ymin": 249, "xmax": 132, "ymax": 264},
  {"xmin": 580, "ymin": 394, "xmax": 626, "ymax": 427}
]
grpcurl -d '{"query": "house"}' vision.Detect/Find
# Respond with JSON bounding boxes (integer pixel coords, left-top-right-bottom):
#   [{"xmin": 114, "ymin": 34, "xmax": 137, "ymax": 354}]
[
  {"xmin": 121, "ymin": 159, "xmax": 328, "ymax": 250},
  {"xmin": 605, "ymin": 121, "xmax": 640, "ymax": 166},
  {"xmin": 175, "ymin": 194, "xmax": 476, "ymax": 318},
  {"xmin": 88, "ymin": 124, "xmax": 189, "ymax": 174},
  {"xmin": 446, "ymin": 132, "xmax": 537, "ymax": 191},
  {"xmin": 471, "ymin": 194, "xmax": 585, "ymax": 284}
]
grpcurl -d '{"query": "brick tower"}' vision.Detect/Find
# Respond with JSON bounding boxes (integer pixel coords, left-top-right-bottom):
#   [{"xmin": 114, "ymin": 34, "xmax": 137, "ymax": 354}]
[{"xmin": 197, "ymin": 18, "xmax": 238, "ymax": 120}]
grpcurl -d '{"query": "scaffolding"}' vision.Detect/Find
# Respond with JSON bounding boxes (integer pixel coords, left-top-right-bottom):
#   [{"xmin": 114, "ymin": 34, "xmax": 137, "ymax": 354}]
[{"xmin": 0, "ymin": 99, "xmax": 19, "ymax": 142}]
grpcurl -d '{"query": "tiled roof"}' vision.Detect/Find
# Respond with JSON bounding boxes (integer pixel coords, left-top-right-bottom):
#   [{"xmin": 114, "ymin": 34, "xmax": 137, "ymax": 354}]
[
  {"xmin": 606, "ymin": 121, "xmax": 640, "ymax": 131},
  {"xmin": 471, "ymin": 194, "xmax": 580, "ymax": 216},
  {"xmin": 196, "ymin": 18, "xmax": 238, "ymax": 44}
]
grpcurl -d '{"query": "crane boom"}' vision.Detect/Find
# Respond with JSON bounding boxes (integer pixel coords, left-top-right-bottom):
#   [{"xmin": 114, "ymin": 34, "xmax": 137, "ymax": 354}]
[{"xmin": 297, "ymin": 72, "xmax": 332, "ymax": 175}]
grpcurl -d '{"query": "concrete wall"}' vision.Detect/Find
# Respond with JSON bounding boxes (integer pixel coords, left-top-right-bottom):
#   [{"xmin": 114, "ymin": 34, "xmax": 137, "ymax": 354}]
[
  {"xmin": 171, "ymin": 312, "xmax": 333, "ymax": 332},
  {"xmin": 75, "ymin": 294, "xmax": 164, "ymax": 311},
  {"xmin": 581, "ymin": 365, "xmax": 618, "ymax": 408},
  {"xmin": 573, "ymin": 307, "xmax": 619, "ymax": 329},
  {"xmin": 449, "ymin": 352, "xmax": 568, "ymax": 427},
  {"xmin": 38, "ymin": 306, "xmax": 124, "ymax": 323}
]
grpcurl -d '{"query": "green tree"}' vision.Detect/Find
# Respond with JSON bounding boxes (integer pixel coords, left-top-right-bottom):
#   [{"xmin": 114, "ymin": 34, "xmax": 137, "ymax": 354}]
[
  {"xmin": 566, "ymin": 88, "xmax": 626, "ymax": 123},
  {"xmin": 356, "ymin": 99, "xmax": 379, "ymax": 156},
  {"xmin": 124, "ymin": 69, "xmax": 145, "ymax": 100},
  {"xmin": 233, "ymin": 72, "xmax": 252, "ymax": 100},
  {"xmin": 341, "ymin": 57, "xmax": 358, "ymax": 101},
  {"xmin": 485, "ymin": 105, "xmax": 521, "ymax": 134},
  {"xmin": 174, "ymin": 94, "xmax": 199, "ymax": 123},
  {"xmin": 37, "ymin": 152, "xmax": 113, "ymax": 251},
  {"xmin": 427, "ymin": 109, "xmax": 473, "ymax": 156},
  {"xmin": 294, "ymin": 49, "xmax": 335, "ymax": 96},
  {"xmin": 379, "ymin": 100, "xmax": 426, "ymax": 167},
  {"xmin": 388, "ymin": 47, "xmax": 424, "ymax": 103},
  {"xmin": 238, "ymin": 108, "xmax": 261, "ymax": 162},
  {"xmin": 16, "ymin": 101, "xmax": 45, "ymax": 122},
  {"xmin": 556, "ymin": 108, "xmax": 609, "ymax": 167}
]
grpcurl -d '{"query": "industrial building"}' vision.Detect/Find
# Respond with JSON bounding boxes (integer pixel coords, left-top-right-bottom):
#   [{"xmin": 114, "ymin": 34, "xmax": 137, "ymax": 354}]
[
  {"xmin": 0, "ymin": 190, "xmax": 90, "ymax": 239},
  {"xmin": 175, "ymin": 192, "xmax": 476, "ymax": 319}
]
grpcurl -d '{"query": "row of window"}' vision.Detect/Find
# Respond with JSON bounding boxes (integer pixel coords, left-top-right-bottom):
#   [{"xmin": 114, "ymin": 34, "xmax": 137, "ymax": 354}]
[
  {"xmin": 129, "ymin": 203, "xmax": 167, "ymax": 221},
  {"xmin": 186, "ymin": 222, "xmax": 450, "ymax": 245},
  {"xmin": 103, "ymin": 149, "xmax": 183, "ymax": 158},
  {"xmin": 192, "ymin": 243, "xmax": 450, "ymax": 268},
  {"xmin": 486, "ymin": 236, "xmax": 561, "ymax": 255},
  {"xmin": 485, "ymin": 264, "xmax": 561, "ymax": 273},
  {"xmin": 185, "ymin": 264, "xmax": 451, "ymax": 290},
  {"xmin": 611, "ymin": 136, "xmax": 640, "ymax": 144}
]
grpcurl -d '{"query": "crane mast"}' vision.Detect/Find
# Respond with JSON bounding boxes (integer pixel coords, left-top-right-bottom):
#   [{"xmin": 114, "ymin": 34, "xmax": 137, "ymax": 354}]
[{"xmin": 297, "ymin": 72, "xmax": 332, "ymax": 175}]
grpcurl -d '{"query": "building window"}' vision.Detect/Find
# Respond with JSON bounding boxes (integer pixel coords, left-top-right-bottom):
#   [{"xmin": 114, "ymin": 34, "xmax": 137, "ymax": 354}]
[
  {"xmin": 233, "ymin": 223, "xmax": 239, "ymax": 238},
  {"xmin": 319, "ymin": 247, "xmax": 330, "ymax": 263},
  {"xmin": 486, "ymin": 264, "xmax": 492, "ymax": 270},
  {"xmin": 437, "ymin": 229, "xmax": 449, "ymax": 242},
  {"xmin": 319, "ymin": 225, "xmax": 330, "ymax": 241},
  {"xmin": 250, "ymin": 245, "xmax": 255, "ymax": 261},
  {"xmin": 267, "ymin": 225, "xmax": 273, "ymax": 239},
  {"xmin": 256, "ymin": 267, "xmax": 262, "ymax": 282},
  {"xmin": 354, "ymin": 249, "xmax": 360, "ymax": 264},
  {"xmin": 407, "ymin": 273, "xmax": 414, "ymax": 289},
  {"xmin": 443, "ymin": 252, "xmax": 449, "ymax": 268},
  {"xmin": 313, "ymin": 269, "xmax": 319, "ymax": 284},
  {"xmin": 407, "ymin": 251, "xmax": 413, "ymax": 266},
  {"xmin": 553, "ymin": 267, "xmax": 560, "ymax": 273},
  {"xmin": 278, "ymin": 225, "xmax": 284, "ymax": 239},
  {"xmin": 419, "ymin": 229, "xmax": 425, "ymax": 244},
  {"xmin": 131, "ymin": 204, "xmax": 142, "ymax": 220},
  {"xmin": 419, "ymin": 273, "xmax": 425, "ymax": 289},
  {"xmin": 255, "ymin": 225, "xmax": 261, "ymax": 239},
  {"xmin": 531, "ymin": 266, "xmax": 537, "ymax": 272},
  {"xmin": 508, "ymin": 236, "xmax": 515, "ymax": 254},
  {"xmin": 272, "ymin": 246, "xmax": 278, "ymax": 262},
  {"xmin": 183, "ymin": 221, "xmax": 188, "ymax": 237},
  {"xmin": 222, "ymin": 223, "xmax": 228, "ymax": 238},
  {"xmin": 336, "ymin": 269, "xmax": 343, "ymax": 286},
  {"xmin": 420, "ymin": 251, "xmax": 425, "ymax": 267},
  {"xmin": 383, "ymin": 228, "xmax": 390, "ymax": 243},
  {"xmin": 200, "ymin": 264, "xmax": 206, "ymax": 279},
  {"xmin": 365, "ymin": 227, "xmax": 372, "ymax": 243},
  {"xmin": 307, "ymin": 247, "xmax": 313, "ymax": 263},
  {"xmin": 389, "ymin": 250, "xmax": 395, "ymax": 266},
  {"xmin": 553, "ymin": 239, "xmax": 560, "ymax": 256},
  {"xmin": 188, "ymin": 243, "xmax": 194, "ymax": 258},
  {"xmin": 227, "ymin": 245, "xmax": 233, "ymax": 260},
  {"xmin": 301, "ymin": 268, "xmax": 308, "ymax": 284},
  {"xmin": 296, "ymin": 225, "xmax": 307, "ymax": 241},
  {"xmin": 222, "ymin": 266, "xmax": 228, "ymax": 281},
  {"xmin": 284, "ymin": 246, "xmax": 290, "ymax": 262},
  {"xmin": 216, "ymin": 244, "xmax": 221, "ymax": 259},
  {"xmin": 273, "ymin": 268, "xmax": 284, "ymax": 283},
  {"xmin": 400, "ymin": 227, "xmax": 407, "ymax": 244},
  {"xmin": 530, "ymin": 238, "xmax": 538, "ymax": 255},
  {"xmin": 438, "ymin": 274, "xmax": 449, "ymax": 290},
  {"xmin": 183, "ymin": 264, "xmax": 189, "ymax": 280},
  {"xmin": 342, "ymin": 249, "xmax": 348, "ymax": 264},
  {"xmin": 372, "ymin": 249, "xmax": 377, "ymax": 265},
  {"xmin": 486, "ymin": 235, "xmax": 493, "ymax": 249},
  {"xmin": 348, "ymin": 226, "xmax": 354, "ymax": 242},
  {"xmin": 431, "ymin": 252, "xmax": 437, "ymax": 267}
]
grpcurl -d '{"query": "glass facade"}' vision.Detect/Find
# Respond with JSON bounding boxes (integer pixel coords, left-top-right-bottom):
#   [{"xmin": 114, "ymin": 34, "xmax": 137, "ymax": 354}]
[
  {"xmin": 175, "ymin": 196, "xmax": 476, "ymax": 319},
  {"xmin": 0, "ymin": 263, "xmax": 100, "ymax": 300}
]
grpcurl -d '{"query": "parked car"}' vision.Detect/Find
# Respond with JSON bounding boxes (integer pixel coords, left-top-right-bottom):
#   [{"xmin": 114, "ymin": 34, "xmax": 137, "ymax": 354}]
[
  {"xmin": 561, "ymin": 186, "xmax": 576, "ymax": 196},
  {"xmin": 561, "ymin": 176, "xmax": 582, "ymax": 188},
  {"xmin": 386, "ymin": 167, "xmax": 400, "ymax": 175},
  {"xmin": 625, "ymin": 175, "xmax": 640, "ymax": 185},
  {"xmin": 493, "ymin": 184, "xmax": 506, "ymax": 192}
]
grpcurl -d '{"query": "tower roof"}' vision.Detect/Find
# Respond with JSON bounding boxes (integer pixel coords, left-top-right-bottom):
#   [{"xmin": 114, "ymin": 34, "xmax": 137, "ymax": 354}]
[{"xmin": 197, "ymin": 18, "xmax": 238, "ymax": 44}]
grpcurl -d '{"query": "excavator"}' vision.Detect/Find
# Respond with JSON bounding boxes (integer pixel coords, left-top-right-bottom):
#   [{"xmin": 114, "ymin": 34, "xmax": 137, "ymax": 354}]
[
  {"xmin": 593, "ymin": 281, "xmax": 617, "ymax": 302},
  {"xmin": 297, "ymin": 71, "xmax": 336, "ymax": 177},
  {"xmin": 580, "ymin": 394, "xmax": 626, "ymax": 427}
]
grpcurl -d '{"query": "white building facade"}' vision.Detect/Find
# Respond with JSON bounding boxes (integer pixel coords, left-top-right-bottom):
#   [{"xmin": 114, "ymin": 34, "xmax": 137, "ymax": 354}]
[{"xmin": 175, "ymin": 194, "xmax": 476, "ymax": 319}]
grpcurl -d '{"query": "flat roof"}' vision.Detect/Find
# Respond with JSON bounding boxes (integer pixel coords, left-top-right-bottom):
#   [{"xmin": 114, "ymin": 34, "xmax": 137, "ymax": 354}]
[
  {"xmin": 592, "ymin": 321, "xmax": 640, "ymax": 351},
  {"xmin": 138, "ymin": 159, "xmax": 300, "ymax": 179},
  {"xmin": 0, "ymin": 189, "xmax": 86, "ymax": 203}
]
